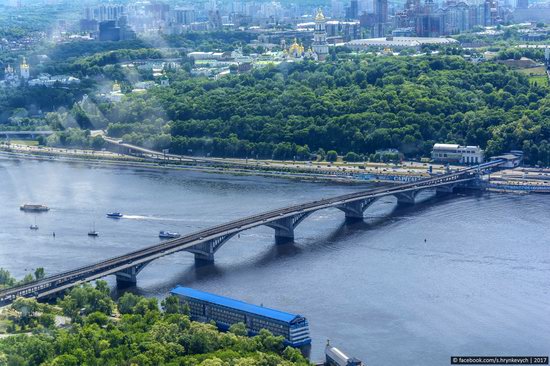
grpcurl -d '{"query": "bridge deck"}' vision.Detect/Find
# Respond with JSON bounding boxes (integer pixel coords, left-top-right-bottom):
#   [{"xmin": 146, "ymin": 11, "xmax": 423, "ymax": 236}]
[{"xmin": 0, "ymin": 160, "xmax": 504, "ymax": 303}]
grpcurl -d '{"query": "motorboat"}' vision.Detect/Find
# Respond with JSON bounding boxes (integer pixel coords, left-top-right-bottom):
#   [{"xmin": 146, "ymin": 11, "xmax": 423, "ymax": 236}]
[
  {"xmin": 106, "ymin": 212, "xmax": 123, "ymax": 219},
  {"xmin": 159, "ymin": 231, "xmax": 180, "ymax": 239}
]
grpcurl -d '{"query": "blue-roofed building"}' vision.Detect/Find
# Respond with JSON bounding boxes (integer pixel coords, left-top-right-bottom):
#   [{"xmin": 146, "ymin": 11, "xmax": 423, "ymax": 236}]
[{"xmin": 170, "ymin": 286, "xmax": 311, "ymax": 347}]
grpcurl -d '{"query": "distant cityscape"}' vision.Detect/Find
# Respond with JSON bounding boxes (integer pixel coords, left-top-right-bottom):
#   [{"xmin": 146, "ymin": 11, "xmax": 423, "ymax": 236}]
[
  {"xmin": 69, "ymin": 0, "xmax": 550, "ymax": 40},
  {"xmin": 0, "ymin": 0, "xmax": 549, "ymax": 88}
]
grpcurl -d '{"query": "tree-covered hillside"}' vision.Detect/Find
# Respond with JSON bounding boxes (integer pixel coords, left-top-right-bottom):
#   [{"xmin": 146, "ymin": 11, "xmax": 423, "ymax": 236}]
[{"xmin": 104, "ymin": 55, "xmax": 549, "ymax": 165}]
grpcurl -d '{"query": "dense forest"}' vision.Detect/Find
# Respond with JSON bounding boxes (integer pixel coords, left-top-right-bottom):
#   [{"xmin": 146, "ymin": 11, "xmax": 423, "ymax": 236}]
[
  {"xmin": 99, "ymin": 55, "xmax": 550, "ymax": 165},
  {"xmin": 0, "ymin": 280, "xmax": 310, "ymax": 366},
  {"xmin": 2, "ymin": 45, "xmax": 550, "ymax": 165}
]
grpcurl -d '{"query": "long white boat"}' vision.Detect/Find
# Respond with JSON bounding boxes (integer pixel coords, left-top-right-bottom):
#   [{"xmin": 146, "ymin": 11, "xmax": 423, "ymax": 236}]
[{"xmin": 20, "ymin": 204, "xmax": 49, "ymax": 212}]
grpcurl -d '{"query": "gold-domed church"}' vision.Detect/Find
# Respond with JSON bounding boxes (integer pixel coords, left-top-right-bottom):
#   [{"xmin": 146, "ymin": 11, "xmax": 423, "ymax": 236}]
[
  {"xmin": 1, "ymin": 64, "xmax": 20, "ymax": 87},
  {"xmin": 282, "ymin": 8, "xmax": 329, "ymax": 62},
  {"xmin": 283, "ymin": 38, "xmax": 318, "ymax": 61}
]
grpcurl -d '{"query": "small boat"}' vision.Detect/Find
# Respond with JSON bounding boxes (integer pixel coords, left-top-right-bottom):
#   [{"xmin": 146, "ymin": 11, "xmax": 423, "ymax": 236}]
[
  {"xmin": 88, "ymin": 222, "xmax": 99, "ymax": 237},
  {"xmin": 159, "ymin": 231, "xmax": 181, "ymax": 239},
  {"xmin": 30, "ymin": 217, "xmax": 39, "ymax": 230},
  {"xmin": 20, "ymin": 204, "xmax": 49, "ymax": 212},
  {"xmin": 106, "ymin": 212, "xmax": 123, "ymax": 219}
]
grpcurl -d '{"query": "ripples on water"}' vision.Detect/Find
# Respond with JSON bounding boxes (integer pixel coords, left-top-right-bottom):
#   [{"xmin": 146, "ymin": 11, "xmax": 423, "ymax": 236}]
[{"xmin": 0, "ymin": 158, "xmax": 549, "ymax": 365}]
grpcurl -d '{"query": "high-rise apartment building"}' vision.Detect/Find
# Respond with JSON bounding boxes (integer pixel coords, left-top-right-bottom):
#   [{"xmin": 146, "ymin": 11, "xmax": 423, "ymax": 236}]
[
  {"xmin": 346, "ymin": 0, "xmax": 359, "ymax": 19},
  {"xmin": 374, "ymin": 0, "xmax": 388, "ymax": 36}
]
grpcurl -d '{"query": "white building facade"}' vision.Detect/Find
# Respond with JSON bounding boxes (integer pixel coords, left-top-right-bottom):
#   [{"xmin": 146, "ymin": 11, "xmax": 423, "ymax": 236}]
[{"xmin": 431, "ymin": 143, "xmax": 484, "ymax": 165}]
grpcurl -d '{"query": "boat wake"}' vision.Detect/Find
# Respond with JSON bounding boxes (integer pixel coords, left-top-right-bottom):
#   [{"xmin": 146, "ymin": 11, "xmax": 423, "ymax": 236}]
[{"xmin": 120, "ymin": 215, "xmax": 187, "ymax": 222}]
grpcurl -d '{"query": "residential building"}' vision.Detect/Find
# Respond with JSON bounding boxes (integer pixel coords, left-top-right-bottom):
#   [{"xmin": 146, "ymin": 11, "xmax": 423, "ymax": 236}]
[
  {"xmin": 374, "ymin": 0, "xmax": 388, "ymax": 37},
  {"xmin": 171, "ymin": 286, "xmax": 311, "ymax": 348},
  {"xmin": 346, "ymin": 0, "xmax": 359, "ymax": 19}
]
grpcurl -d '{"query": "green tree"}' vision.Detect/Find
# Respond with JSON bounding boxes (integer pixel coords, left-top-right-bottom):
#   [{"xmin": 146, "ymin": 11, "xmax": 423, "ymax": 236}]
[
  {"xmin": 39, "ymin": 313, "xmax": 56, "ymax": 328},
  {"xmin": 34, "ymin": 267, "xmax": 45, "ymax": 280},
  {"xmin": 343, "ymin": 151, "xmax": 362, "ymax": 162},
  {"xmin": 117, "ymin": 292, "xmax": 141, "ymax": 314},
  {"xmin": 326, "ymin": 150, "xmax": 338, "ymax": 162},
  {"xmin": 229, "ymin": 322, "xmax": 248, "ymax": 336},
  {"xmin": 19, "ymin": 273, "xmax": 34, "ymax": 285},
  {"xmin": 0, "ymin": 268, "xmax": 15, "ymax": 288},
  {"xmin": 161, "ymin": 295, "xmax": 182, "ymax": 314}
]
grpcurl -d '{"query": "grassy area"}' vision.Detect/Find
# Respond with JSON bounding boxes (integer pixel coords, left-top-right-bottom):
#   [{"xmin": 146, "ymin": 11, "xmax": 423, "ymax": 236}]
[
  {"xmin": 9, "ymin": 139, "xmax": 39, "ymax": 146},
  {"xmin": 517, "ymin": 66, "xmax": 547, "ymax": 76},
  {"xmin": 529, "ymin": 75, "xmax": 548, "ymax": 86},
  {"xmin": 0, "ymin": 319, "xmax": 10, "ymax": 334},
  {"xmin": 517, "ymin": 66, "xmax": 548, "ymax": 86}
]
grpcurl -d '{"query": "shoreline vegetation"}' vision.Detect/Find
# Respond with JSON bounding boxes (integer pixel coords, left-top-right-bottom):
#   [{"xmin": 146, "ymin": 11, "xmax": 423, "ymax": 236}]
[{"xmin": 0, "ymin": 278, "xmax": 311, "ymax": 365}]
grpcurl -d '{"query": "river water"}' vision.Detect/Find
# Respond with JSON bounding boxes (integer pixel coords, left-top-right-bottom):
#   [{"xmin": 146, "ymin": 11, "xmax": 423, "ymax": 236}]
[{"xmin": 0, "ymin": 157, "xmax": 549, "ymax": 365}]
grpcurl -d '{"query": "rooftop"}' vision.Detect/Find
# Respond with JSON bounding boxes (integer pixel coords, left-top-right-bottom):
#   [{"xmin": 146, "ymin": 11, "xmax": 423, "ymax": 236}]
[
  {"xmin": 433, "ymin": 143, "xmax": 460, "ymax": 150},
  {"xmin": 170, "ymin": 286, "xmax": 303, "ymax": 324},
  {"xmin": 347, "ymin": 37, "xmax": 459, "ymax": 48}
]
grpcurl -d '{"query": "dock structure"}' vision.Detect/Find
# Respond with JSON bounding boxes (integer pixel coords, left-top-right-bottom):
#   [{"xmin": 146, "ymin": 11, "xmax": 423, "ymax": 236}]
[{"xmin": 325, "ymin": 340, "xmax": 364, "ymax": 366}]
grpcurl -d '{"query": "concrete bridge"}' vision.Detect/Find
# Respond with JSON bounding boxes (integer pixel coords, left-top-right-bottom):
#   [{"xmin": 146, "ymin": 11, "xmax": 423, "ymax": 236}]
[
  {"xmin": 0, "ymin": 160, "xmax": 504, "ymax": 305},
  {"xmin": 103, "ymin": 137, "xmax": 214, "ymax": 164}
]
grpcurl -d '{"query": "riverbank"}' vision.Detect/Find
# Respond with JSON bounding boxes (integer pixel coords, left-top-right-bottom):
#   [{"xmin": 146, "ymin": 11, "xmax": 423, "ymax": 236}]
[
  {"xmin": 4, "ymin": 142, "xmax": 550, "ymax": 192},
  {"xmin": 0, "ymin": 148, "xmax": 374, "ymax": 185},
  {"xmin": 0, "ymin": 143, "xmax": 429, "ymax": 185}
]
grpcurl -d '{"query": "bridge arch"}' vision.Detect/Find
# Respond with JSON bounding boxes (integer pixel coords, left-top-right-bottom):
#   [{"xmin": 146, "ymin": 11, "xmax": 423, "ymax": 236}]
[{"xmin": 0, "ymin": 160, "xmax": 507, "ymax": 304}]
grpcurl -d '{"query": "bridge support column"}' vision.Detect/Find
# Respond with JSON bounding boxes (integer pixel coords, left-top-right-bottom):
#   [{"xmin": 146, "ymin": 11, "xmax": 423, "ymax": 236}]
[
  {"xmin": 266, "ymin": 212, "xmax": 312, "ymax": 244},
  {"xmin": 436, "ymin": 183, "xmax": 458, "ymax": 194},
  {"xmin": 395, "ymin": 190, "xmax": 419, "ymax": 205},
  {"xmin": 191, "ymin": 241, "xmax": 216, "ymax": 265},
  {"xmin": 187, "ymin": 233, "xmax": 236, "ymax": 265},
  {"xmin": 115, "ymin": 263, "xmax": 149, "ymax": 288},
  {"xmin": 336, "ymin": 198, "xmax": 376, "ymax": 221}
]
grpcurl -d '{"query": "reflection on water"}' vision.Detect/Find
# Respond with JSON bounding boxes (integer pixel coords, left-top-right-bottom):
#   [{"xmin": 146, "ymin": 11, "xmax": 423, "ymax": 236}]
[{"xmin": 0, "ymin": 158, "xmax": 549, "ymax": 365}]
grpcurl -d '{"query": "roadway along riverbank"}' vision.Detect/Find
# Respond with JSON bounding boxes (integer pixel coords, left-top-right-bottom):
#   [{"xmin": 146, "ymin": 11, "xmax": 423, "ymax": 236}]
[
  {"xmin": 0, "ymin": 148, "xmax": 383, "ymax": 185},
  {"xmin": 5, "ymin": 142, "xmax": 550, "ymax": 192},
  {"xmin": 0, "ymin": 143, "xmax": 434, "ymax": 185}
]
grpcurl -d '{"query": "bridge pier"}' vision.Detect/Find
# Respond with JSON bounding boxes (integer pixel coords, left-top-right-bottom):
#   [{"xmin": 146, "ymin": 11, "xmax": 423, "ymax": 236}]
[
  {"xmin": 337, "ymin": 198, "xmax": 376, "ymax": 221},
  {"xmin": 115, "ymin": 263, "xmax": 149, "ymax": 288},
  {"xmin": 436, "ymin": 183, "xmax": 458, "ymax": 194},
  {"xmin": 186, "ymin": 233, "xmax": 236, "ymax": 264},
  {"xmin": 266, "ymin": 212, "xmax": 311, "ymax": 244},
  {"xmin": 394, "ymin": 190, "xmax": 419, "ymax": 205}
]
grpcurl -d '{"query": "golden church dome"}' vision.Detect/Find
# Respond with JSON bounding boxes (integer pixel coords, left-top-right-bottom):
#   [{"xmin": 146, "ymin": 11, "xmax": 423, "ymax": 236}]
[
  {"xmin": 112, "ymin": 80, "xmax": 122, "ymax": 92},
  {"xmin": 315, "ymin": 8, "xmax": 325, "ymax": 21}
]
